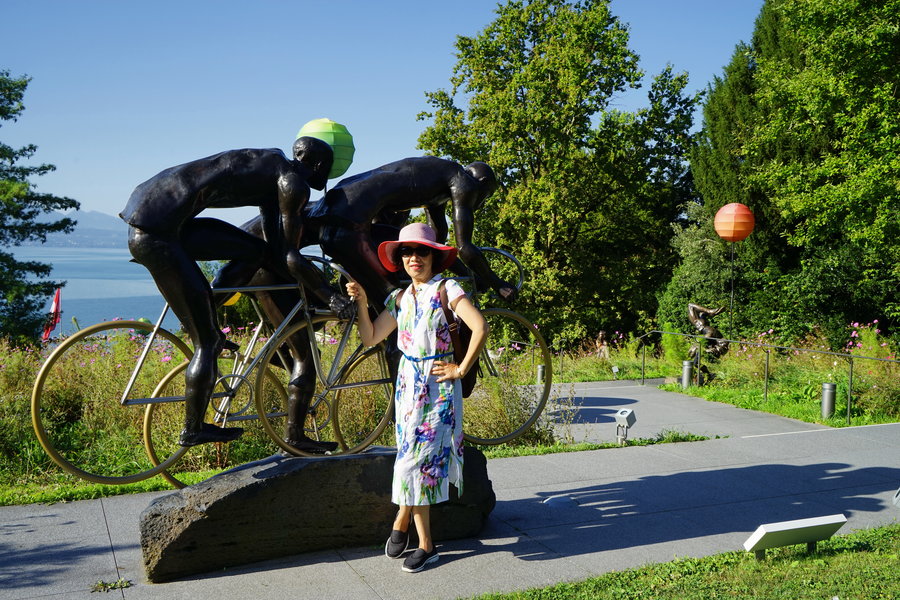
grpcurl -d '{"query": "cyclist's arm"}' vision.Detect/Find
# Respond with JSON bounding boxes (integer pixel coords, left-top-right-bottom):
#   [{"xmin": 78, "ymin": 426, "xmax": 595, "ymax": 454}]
[
  {"xmin": 278, "ymin": 171, "xmax": 308, "ymax": 250},
  {"xmin": 426, "ymin": 204, "xmax": 449, "ymax": 245},
  {"xmin": 451, "ymin": 198, "xmax": 517, "ymax": 301}
]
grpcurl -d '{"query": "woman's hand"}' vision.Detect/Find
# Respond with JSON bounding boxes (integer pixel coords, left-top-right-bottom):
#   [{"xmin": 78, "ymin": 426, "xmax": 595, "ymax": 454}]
[
  {"xmin": 345, "ymin": 280, "xmax": 397, "ymax": 347},
  {"xmin": 345, "ymin": 281, "xmax": 368, "ymax": 306},
  {"xmin": 432, "ymin": 360, "xmax": 463, "ymax": 382}
]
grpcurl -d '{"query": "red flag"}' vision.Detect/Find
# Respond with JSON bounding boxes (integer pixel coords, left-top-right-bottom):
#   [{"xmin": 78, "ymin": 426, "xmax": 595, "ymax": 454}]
[{"xmin": 42, "ymin": 288, "xmax": 62, "ymax": 342}]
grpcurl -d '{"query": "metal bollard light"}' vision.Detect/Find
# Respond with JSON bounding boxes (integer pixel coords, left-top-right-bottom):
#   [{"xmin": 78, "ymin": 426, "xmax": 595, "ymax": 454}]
[
  {"xmin": 821, "ymin": 382, "xmax": 836, "ymax": 419},
  {"xmin": 537, "ymin": 364, "xmax": 545, "ymax": 385},
  {"xmin": 681, "ymin": 360, "xmax": 693, "ymax": 389}
]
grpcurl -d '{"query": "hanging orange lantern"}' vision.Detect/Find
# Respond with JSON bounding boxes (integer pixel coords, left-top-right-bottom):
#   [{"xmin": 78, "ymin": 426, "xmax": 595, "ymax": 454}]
[{"xmin": 714, "ymin": 203, "xmax": 755, "ymax": 242}]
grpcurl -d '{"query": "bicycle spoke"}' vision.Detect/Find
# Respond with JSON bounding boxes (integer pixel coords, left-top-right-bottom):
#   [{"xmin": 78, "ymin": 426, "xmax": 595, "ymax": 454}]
[
  {"xmin": 146, "ymin": 355, "xmax": 288, "ymax": 488},
  {"xmin": 463, "ymin": 309, "xmax": 553, "ymax": 445},
  {"xmin": 31, "ymin": 321, "xmax": 191, "ymax": 485},
  {"xmin": 332, "ymin": 347, "xmax": 395, "ymax": 454}
]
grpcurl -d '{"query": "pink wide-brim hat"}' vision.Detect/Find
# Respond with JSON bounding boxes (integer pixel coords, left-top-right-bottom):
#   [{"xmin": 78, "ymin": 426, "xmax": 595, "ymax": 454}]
[{"xmin": 377, "ymin": 223, "xmax": 458, "ymax": 273}]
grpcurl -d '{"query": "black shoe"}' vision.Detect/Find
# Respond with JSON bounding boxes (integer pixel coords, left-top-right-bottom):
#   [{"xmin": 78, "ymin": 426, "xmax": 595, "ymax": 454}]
[
  {"xmin": 385, "ymin": 529, "xmax": 409, "ymax": 559},
  {"xmin": 402, "ymin": 547, "xmax": 439, "ymax": 573},
  {"xmin": 179, "ymin": 423, "xmax": 244, "ymax": 447},
  {"xmin": 285, "ymin": 437, "xmax": 339, "ymax": 454}
]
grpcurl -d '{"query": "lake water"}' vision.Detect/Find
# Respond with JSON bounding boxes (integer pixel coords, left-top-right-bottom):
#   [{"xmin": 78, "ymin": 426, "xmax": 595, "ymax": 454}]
[{"xmin": 12, "ymin": 246, "xmax": 180, "ymax": 335}]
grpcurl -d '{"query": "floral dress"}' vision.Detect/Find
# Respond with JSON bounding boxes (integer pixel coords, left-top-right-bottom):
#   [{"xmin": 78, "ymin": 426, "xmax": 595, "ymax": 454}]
[{"xmin": 387, "ymin": 275, "xmax": 465, "ymax": 506}]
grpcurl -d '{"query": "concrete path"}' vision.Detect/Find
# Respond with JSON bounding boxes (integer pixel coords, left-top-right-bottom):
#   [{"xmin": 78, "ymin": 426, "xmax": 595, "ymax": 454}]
[{"xmin": 2, "ymin": 380, "xmax": 898, "ymax": 599}]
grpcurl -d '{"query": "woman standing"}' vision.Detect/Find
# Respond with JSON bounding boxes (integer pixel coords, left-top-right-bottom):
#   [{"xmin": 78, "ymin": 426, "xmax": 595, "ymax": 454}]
[{"xmin": 346, "ymin": 222, "xmax": 487, "ymax": 573}]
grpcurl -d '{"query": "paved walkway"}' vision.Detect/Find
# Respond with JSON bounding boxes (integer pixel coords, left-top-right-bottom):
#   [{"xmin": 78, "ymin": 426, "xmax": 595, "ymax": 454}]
[{"xmin": 2, "ymin": 380, "xmax": 898, "ymax": 599}]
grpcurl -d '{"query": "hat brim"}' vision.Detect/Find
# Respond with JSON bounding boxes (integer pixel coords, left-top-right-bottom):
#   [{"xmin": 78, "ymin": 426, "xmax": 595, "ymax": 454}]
[{"xmin": 377, "ymin": 239, "xmax": 458, "ymax": 273}]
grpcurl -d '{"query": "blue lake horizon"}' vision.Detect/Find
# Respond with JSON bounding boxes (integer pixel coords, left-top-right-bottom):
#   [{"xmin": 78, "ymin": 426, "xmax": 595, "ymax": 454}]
[{"xmin": 12, "ymin": 246, "xmax": 181, "ymax": 335}]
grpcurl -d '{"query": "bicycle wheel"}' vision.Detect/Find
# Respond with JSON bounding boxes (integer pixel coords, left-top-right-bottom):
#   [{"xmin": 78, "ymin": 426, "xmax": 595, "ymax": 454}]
[
  {"xmin": 255, "ymin": 315, "xmax": 348, "ymax": 456},
  {"xmin": 31, "ymin": 320, "xmax": 192, "ymax": 485},
  {"xmin": 144, "ymin": 360, "xmax": 288, "ymax": 489},
  {"xmin": 463, "ymin": 308, "xmax": 553, "ymax": 445},
  {"xmin": 331, "ymin": 346, "xmax": 395, "ymax": 454}
]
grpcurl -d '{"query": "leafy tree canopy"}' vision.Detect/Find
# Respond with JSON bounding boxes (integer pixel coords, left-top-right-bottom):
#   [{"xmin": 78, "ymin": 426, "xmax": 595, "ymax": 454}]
[{"xmin": 418, "ymin": 0, "xmax": 699, "ymax": 345}]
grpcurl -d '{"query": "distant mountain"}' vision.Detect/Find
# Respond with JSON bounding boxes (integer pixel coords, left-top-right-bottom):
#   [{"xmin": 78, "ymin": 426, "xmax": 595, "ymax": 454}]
[{"xmin": 24, "ymin": 210, "xmax": 126, "ymax": 248}]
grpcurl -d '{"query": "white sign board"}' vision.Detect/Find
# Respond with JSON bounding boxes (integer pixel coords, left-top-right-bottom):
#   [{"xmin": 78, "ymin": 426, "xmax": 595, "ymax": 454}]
[{"xmin": 744, "ymin": 514, "xmax": 847, "ymax": 555}]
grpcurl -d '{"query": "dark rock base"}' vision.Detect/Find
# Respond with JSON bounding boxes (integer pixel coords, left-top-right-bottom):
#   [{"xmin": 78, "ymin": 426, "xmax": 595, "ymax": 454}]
[{"xmin": 140, "ymin": 446, "xmax": 495, "ymax": 582}]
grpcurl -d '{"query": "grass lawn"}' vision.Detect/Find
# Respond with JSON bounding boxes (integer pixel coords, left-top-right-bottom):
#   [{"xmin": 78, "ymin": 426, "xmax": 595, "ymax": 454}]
[{"xmin": 467, "ymin": 522, "xmax": 900, "ymax": 599}]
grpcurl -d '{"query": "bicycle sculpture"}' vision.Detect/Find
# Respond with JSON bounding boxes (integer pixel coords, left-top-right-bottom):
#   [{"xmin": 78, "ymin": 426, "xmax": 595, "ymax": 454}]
[{"xmin": 31, "ymin": 250, "xmax": 553, "ymax": 488}]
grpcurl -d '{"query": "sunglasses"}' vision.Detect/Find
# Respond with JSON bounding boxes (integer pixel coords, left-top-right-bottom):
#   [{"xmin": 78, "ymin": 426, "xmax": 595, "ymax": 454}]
[{"xmin": 399, "ymin": 245, "xmax": 432, "ymax": 258}]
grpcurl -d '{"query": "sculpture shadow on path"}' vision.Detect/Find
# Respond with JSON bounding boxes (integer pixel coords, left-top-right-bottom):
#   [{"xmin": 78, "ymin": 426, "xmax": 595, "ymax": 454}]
[{"xmin": 480, "ymin": 461, "xmax": 900, "ymax": 561}]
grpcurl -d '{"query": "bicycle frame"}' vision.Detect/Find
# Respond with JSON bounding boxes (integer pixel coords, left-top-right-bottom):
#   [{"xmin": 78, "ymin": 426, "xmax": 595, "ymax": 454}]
[
  {"xmin": 116, "ymin": 257, "xmax": 389, "ymax": 410},
  {"xmin": 117, "ymin": 248, "xmax": 525, "ymax": 408}
]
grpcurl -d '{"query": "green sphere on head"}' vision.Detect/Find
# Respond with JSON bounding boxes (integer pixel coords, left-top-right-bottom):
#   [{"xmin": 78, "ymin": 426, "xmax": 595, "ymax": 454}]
[{"xmin": 297, "ymin": 118, "xmax": 354, "ymax": 179}]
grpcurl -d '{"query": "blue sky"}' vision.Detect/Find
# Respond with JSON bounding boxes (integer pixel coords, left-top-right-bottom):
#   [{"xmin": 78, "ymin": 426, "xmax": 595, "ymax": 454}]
[{"xmin": 3, "ymin": 0, "xmax": 764, "ymax": 224}]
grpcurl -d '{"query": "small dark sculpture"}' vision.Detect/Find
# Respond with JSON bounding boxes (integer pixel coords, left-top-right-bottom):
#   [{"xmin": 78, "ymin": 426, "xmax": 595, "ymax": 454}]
[
  {"xmin": 304, "ymin": 156, "xmax": 516, "ymax": 305},
  {"xmin": 595, "ymin": 330, "xmax": 610, "ymax": 360},
  {"xmin": 687, "ymin": 303, "xmax": 729, "ymax": 359},
  {"xmin": 120, "ymin": 137, "xmax": 342, "ymax": 447}
]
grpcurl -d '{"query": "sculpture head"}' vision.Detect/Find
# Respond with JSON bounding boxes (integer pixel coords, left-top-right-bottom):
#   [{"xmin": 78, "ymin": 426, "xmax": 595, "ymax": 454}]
[
  {"xmin": 464, "ymin": 161, "xmax": 498, "ymax": 211},
  {"xmin": 293, "ymin": 136, "xmax": 334, "ymax": 191}
]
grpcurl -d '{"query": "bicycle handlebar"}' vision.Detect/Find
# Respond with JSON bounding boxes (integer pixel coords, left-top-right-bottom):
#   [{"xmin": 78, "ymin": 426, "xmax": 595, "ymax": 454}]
[{"xmin": 477, "ymin": 247, "xmax": 525, "ymax": 292}]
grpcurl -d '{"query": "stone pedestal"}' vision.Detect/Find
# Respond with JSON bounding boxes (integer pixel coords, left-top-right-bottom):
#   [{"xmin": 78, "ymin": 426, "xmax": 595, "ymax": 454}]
[{"xmin": 140, "ymin": 446, "xmax": 495, "ymax": 583}]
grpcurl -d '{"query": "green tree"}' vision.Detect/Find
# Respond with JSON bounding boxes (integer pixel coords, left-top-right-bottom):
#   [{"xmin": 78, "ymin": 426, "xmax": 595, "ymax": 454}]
[
  {"xmin": 750, "ymin": 0, "xmax": 900, "ymax": 340},
  {"xmin": 665, "ymin": 0, "xmax": 900, "ymax": 348},
  {"xmin": 418, "ymin": 0, "xmax": 699, "ymax": 344},
  {"xmin": 1, "ymin": 71, "xmax": 79, "ymax": 343}
]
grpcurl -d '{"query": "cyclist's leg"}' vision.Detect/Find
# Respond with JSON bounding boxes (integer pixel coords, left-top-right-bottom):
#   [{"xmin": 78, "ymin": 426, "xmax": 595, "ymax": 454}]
[
  {"xmin": 331, "ymin": 346, "xmax": 395, "ymax": 453},
  {"xmin": 321, "ymin": 223, "xmax": 405, "ymax": 377},
  {"xmin": 128, "ymin": 225, "xmax": 241, "ymax": 446},
  {"xmin": 250, "ymin": 271, "xmax": 338, "ymax": 453}
]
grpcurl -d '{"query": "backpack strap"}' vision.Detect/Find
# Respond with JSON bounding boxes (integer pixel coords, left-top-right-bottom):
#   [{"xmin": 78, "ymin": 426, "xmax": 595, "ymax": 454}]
[
  {"xmin": 439, "ymin": 280, "xmax": 464, "ymax": 362},
  {"xmin": 394, "ymin": 287, "xmax": 405, "ymax": 314}
]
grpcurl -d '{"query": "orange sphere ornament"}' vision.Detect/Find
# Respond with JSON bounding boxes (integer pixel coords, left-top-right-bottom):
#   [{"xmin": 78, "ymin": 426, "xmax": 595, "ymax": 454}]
[{"xmin": 714, "ymin": 203, "xmax": 755, "ymax": 242}]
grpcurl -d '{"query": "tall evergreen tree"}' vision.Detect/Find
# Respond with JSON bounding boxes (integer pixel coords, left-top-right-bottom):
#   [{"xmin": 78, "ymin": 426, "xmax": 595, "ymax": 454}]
[{"xmin": 1, "ymin": 70, "xmax": 79, "ymax": 343}]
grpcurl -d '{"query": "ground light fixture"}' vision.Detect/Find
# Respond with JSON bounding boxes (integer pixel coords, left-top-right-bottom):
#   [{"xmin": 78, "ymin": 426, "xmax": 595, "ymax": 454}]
[
  {"xmin": 743, "ymin": 514, "xmax": 847, "ymax": 560},
  {"xmin": 615, "ymin": 409, "xmax": 635, "ymax": 446}
]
